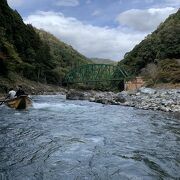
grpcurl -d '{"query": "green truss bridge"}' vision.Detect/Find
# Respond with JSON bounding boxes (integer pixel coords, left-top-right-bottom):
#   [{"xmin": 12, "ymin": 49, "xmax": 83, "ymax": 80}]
[{"xmin": 64, "ymin": 64, "xmax": 128, "ymax": 84}]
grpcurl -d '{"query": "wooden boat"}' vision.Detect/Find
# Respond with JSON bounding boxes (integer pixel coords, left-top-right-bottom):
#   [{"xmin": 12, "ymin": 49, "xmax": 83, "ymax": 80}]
[{"xmin": 5, "ymin": 95, "xmax": 32, "ymax": 110}]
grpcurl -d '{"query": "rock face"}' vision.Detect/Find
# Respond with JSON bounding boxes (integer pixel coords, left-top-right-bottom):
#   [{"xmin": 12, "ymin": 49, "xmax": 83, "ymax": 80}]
[{"xmin": 66, "ymin": 88, "xmax": 180, "ymax": 112}]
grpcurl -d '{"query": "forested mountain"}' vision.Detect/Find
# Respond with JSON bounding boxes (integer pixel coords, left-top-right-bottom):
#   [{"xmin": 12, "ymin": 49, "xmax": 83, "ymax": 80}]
[
  {"xmin": 1, "ymin": 0, "xmax": 179, "ymax": 89},
  {"xmin": 0, "ymin": 0, "xmax": 89, "ymax": 85},
  {"xmin": 90, "ymin": 58, "xmax": 117, "ymax": 65},
  {"xmin": 118, "ymin": 9, "xmax": 180, "ymax": 84},
  {"xmin": 37, "ymin": 29, "xmax": 90, "ymax": 67},
  {"xmin": 0, "ymin": 0, "xmax": 51, "ymax": 82},
  {"xmin": 36, "ymin": 29, "xmax": 91, "ymax": 84}
]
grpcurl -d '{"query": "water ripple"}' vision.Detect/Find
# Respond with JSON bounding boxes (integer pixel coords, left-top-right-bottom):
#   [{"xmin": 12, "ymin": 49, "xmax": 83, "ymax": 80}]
[{"xmin": 0, "ymin": 95, "xmax": 179, "ymax": 179}]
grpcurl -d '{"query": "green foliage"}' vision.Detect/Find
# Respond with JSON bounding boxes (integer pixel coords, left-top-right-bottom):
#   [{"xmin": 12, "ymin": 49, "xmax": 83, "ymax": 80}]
[
  {"xmin": 16, "ymin": 62, "xmax": 36, "ymax": 79},
  {"xmin": 52, "ymin": 67, "xmax": 68, "ymax": 84},
  {"xmin": 36, "ymin": 29, "xmax": 90, "ymax": 67},
  {"xmin": 36, "ymin": 29, "xmax": 90, "ymax": 84},
  {"xmin": 0, "ymin": 54, "xmax": 8, "ymax": 76},
  {"xmin": 118, "ymin": 9, "xmax": 180, "ymax": 84},
  {"xmin": 158, "ymin": 59, "xmax": 180, "ymax": 83},
  {"xmin": 0, "ymin": 0, "xmax": 53, "ymax": 83},
  {"xmin": 141, "ymin": 59, "xmax": 180, "ymax": 85},
  {"xmin": 0, "ymin": 26, "xmax": 22, "ymax": 75},
  {"xmin": 0, "ymin": 0, "xmax": 91, "ymax": 85},
  {"xmin": 90, "ymin": 58, "xmax": 116, "ymax": 65}
]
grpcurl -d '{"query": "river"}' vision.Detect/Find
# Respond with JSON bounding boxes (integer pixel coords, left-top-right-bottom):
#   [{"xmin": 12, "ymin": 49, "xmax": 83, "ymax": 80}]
[{"xmin": 0, "ymin": 95, "xmax": 179, "ymax": 180}]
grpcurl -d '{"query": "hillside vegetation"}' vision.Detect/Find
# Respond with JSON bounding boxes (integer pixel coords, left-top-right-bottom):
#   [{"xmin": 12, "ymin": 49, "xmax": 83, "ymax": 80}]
[
  {"xmin": 0, "ymin": 0, "xmax": 179, "ymax": 92},
  {"xmin": 36, "ymin": 29, "xmax": 91, "ymax": 84},
  {"xmin": 118, "ymin": 9, "xmax": 180, "ymax": 85},
  {"xmin": 0, "ymin": 0, "xmax": 89, "ymax": 89},
  {"xmin": 90, "ymin": 58, "xmax": 117, "ymax": 65}
]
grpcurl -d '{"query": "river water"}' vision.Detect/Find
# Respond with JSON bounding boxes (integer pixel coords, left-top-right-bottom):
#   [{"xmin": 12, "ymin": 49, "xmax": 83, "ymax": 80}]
[{"xmin": 0, "ymin": 95, "xmax": 179, "ymax": 180}]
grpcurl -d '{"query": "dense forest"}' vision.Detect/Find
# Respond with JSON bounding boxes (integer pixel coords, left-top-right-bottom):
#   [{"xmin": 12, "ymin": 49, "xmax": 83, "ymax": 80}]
[
  {"xmin": 118, "ymin": 9, "xmax": 180, "ymax": 85},
  {"xmin": 90, "ymin": 58, "xmax": 116, "ymax": 65},
  {"xmin": 0, "ymin": 0, "xmax": 89, "ymax": 86},
  {"xmin": 36, "ymin": 29, "xmax": 91, "ymax": 85},
  {"xmin": 0, "ymin": 0, "xmax": 179, "ymax": 91}
]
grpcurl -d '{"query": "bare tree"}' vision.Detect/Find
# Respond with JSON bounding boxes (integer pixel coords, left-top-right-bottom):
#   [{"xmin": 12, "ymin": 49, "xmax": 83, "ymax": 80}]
[{"xmin": 141, "ymin": 63, "xmax": 159, "ymax": 85}]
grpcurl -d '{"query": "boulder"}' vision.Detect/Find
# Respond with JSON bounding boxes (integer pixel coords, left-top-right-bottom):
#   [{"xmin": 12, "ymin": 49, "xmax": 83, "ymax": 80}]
[
  {"xmin": 66, "ymin": 90, "xmax": 92, "ymax": 100},
  {"xmin": 138, "ymin": 87, "xmax": 156, "ymax": 95},
  {"xmin": 114, "ymin": 94, "xmax": 126, "ymax": 103}
]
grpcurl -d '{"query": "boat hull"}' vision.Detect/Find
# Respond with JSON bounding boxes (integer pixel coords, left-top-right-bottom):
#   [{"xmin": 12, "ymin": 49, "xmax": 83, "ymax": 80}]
[{"xmin": 5, "ymin": 95, "xmax": 32, "ymax": 110}]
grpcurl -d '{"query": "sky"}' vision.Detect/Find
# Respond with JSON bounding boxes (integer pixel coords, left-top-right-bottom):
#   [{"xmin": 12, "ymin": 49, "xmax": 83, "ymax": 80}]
[{"xmin": 7, "ymin": 0, "xmax": 179, "ymax": 61}]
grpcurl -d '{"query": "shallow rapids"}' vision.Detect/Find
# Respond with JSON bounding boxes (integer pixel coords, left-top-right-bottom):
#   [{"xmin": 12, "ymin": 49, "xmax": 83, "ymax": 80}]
[{"xmin": 0, "ymin": 95, "xmax": 179, "ymax": 179}]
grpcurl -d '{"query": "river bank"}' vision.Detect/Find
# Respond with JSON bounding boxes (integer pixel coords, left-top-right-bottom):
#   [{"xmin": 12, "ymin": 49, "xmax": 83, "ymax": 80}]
[
  {"xmin": 0, "ymin": 76, "xmax": 67, "ymax": 99},
  {"xmin": 1, "ymin": 75, "xmax": 179, "ymax": 112},
  {"xmin": 66, "ymin": 87, "xmax": 180, "ymax": 112}
]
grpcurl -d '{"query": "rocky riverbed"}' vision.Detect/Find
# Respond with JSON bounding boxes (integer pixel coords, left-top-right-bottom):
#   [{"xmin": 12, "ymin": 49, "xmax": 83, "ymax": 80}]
[{"xmin": 66, "ymin": 87, "xmax": 180, "ymax": 112}]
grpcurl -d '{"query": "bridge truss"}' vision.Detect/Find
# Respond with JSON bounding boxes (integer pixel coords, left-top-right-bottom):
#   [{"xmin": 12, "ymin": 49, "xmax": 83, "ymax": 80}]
[{"xmin": 64, "ymin": 64, "xmax": 128, "ymax": 84}]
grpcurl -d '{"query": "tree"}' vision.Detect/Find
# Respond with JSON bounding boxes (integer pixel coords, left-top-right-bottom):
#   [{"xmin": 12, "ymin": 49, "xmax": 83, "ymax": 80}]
[{"xmin": 141, "ymin": 63, "xmax": 159, "ymax": 85}]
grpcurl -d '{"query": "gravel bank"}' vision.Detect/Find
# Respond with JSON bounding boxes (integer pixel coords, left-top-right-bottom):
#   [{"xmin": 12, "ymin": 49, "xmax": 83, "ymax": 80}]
[{"xmin": 66, "ymin": 88, "xmax": 180, "ymax": 112}]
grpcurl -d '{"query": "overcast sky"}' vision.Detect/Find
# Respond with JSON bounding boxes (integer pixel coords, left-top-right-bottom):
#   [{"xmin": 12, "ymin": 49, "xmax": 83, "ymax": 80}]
[{"xmin": 7, "ymin": 0, "xmax": 179, "ymax": 61}]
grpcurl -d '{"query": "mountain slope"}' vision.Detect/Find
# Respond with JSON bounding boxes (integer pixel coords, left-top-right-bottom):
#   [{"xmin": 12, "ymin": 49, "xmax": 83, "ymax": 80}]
[
  {"xmin": 37, "ymin": 29, "xmax": 91, "ymax": 67},
  {"xmin": 90, "ymin": 58, "xmax": 117, "ymax": 65},
  {"xmin": 118, "ymin": 9, "xmax": 180, "ymax": 84},
  {"xmin": 0, "ymin": 0, "xmax": 52, "ymax": 82},
  {"xmin": 36, "ymin": 29, "xmax": 91, "ymax": 84},
  {"xmin": 0, "ymin": 0, "xmax": 90, "ymax": 86}
]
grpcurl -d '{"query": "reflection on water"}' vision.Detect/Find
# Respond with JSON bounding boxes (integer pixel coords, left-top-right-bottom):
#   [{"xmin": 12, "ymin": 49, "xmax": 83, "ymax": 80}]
[{"xmin": 0, "ymin": 95, "xmax": 180, "ymax": 179}]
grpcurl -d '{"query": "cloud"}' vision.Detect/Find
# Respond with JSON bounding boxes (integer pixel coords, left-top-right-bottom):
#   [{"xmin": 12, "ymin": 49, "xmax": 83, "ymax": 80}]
[
  {"xmin": 55, "ymin": 0, "xmax": 79, "ymax": 6},
  {"xmin": 92, "ymin": 10, "xmax": 101, "ymax": 16},
  {"xmin": 25, "ymin": 11, "xmax": 146, "ymax": 61},
  {"xmin": 116, "ymin": 7, "xmax": 177, "ymax": 32},
  {"xmin": 7, "ymin": 0, "xmax": 24, "ymax": 7},
  {"xmin": 164, "ymin": 0, "xmax": 180, "ymax": 6}
]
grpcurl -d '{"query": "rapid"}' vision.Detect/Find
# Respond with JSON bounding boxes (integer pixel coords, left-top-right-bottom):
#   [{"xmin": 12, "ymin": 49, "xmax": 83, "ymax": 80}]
[{"xmin": 0, "ymin": 95, "xmax": 179, "ymax": 179}]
